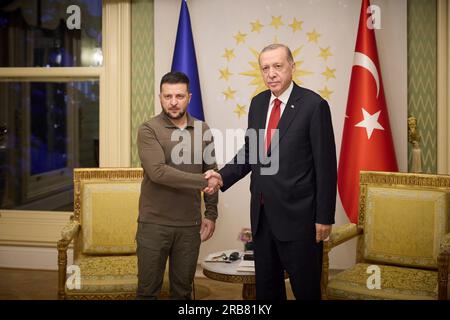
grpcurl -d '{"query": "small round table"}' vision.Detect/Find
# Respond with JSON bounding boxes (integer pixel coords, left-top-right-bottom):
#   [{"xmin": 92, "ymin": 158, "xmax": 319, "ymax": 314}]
[{"xmin": 201, "ymin": 250, "xmax": 256, "ymax": 300}]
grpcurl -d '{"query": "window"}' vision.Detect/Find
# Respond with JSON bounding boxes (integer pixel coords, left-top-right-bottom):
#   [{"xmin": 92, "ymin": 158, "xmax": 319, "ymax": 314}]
[
  {"xmin": 0, "ymin": 0, "xmax": 102, "ymax": 67},
  {"xmin": 0, "ymin": 0, "xmax": 102, "ymax": 211}
]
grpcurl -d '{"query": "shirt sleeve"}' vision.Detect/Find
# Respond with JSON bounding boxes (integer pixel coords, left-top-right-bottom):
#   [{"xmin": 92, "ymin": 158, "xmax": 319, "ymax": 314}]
[{"xmin": 137, "ymin": 123, "xmax": 208, "ymax": 190}]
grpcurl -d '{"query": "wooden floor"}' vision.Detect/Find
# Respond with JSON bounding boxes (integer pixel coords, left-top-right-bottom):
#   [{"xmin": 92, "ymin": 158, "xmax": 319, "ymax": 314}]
[{"xmin": 0, "ymin": 267, "xmax": 305, "ymax": 300}]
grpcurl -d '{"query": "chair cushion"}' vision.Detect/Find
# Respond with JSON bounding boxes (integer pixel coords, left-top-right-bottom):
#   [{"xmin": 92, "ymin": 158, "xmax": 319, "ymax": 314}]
[
  {"xmin": 363, "ymin": 187, "xmax": 449, "ymax": 269},
  {"xmin": 80, "ymin": 182, "xmax": 140, "ymax": 254},
  {"xmin": 66, "ymin": 255, "xmax": 170, "ymax": 296},
  {"xmin": 66, "ymin": 256, "xmax": 138, "ymax": 294},
  {"xmin": 327, "ymin": 263, "xmax": 438, "ymax": 300}
]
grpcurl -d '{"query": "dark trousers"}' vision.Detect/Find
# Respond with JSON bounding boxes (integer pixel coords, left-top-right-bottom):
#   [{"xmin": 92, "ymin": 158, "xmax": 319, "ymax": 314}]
[
  {"xmin": 253, "ymin": 207, "xmax": 323, "ymax": 300},
  {"xmin": 135, "ymin": 222, "xmax": 201, "ymax": 300}
]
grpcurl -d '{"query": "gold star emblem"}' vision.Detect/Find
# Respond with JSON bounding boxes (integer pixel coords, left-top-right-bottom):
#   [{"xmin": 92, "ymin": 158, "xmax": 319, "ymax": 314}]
[
  {"xmin": 219, "ymin": 68, "xmax": 233, "ymax": 81},
  {"xmin": 319, "ymin": 86, "xmax": 333, "ymax": 100},
  {"xmin": 240, "ymin": 47, "xmax": 313, "ymax": 97},
  {"xmin": 233, "ymin": 31, "xmax": 247, "ymax": 45},
  {"xmin": 289, "ymin": 18, "xmax": 303, "ymax": 33},
  {"xmin": 307, "ymin": 29, "xmax": 321, "ymax": 43},
  {"xmin": 291, "ymin": 46, "xmax": 314, "ymax": 82},
  {"xmin": 234, "ymin": 104, "xmax": 247, "ymax": 118},
  {"xmin": 222, "ymin": 48, "xmax": 236, "ymax": 62},
  {"xmin": 250, "ymin": 20, "xmax": 264, "ymax": 33},
  {"xmin": 270, "ymin": 16, "xmax": 284, "ymax": 29},
  {"xmin": 319, "ymin": 47, "xmax": 333, "ymax": 61},
  {"xmin": 239, "ymin": 48, "xmax": 267, "ymax": 96},
  {"xmin": 222, "ymin": 86, "xmax": 237, "ymax": 100},
  {"xmin": 321, "ymin": 67, "xmax": 336, "ymax": 81}
]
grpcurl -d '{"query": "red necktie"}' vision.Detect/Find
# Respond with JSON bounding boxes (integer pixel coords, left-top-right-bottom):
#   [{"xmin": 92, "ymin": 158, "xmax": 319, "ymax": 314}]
[{"xmin": 265, "ymin": 98, "xmax": 281, "ymax": 152}]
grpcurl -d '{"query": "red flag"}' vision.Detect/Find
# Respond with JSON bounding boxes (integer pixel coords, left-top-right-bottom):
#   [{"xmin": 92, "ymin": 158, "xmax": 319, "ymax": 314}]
[{"xmin": 338, "ymin": 0, "xmax": 398, "ymax": 223}]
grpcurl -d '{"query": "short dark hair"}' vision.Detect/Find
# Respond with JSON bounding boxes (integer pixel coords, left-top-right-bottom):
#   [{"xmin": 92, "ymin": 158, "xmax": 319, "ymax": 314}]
[{"xmin": 160, "ymin": 71, "xmax": 190, "ymax": 92}]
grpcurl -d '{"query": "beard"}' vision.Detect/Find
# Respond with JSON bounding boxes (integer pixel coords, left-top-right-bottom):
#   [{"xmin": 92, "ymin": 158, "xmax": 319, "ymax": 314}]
[{"xmin": 163, "ymin": 108, "xmax": 186, "ymax": 120}]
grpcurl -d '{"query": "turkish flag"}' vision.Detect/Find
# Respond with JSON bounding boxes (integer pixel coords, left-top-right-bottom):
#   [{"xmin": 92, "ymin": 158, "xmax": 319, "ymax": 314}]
[{"xmin": 338, "ymin": 0, "xmax": 398, "ymax": 223}]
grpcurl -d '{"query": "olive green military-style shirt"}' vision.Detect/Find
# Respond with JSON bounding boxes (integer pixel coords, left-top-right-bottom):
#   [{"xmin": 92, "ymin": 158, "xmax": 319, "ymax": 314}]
[{"xmin": 137, "ymin": 111, "xmax": 218, "ymax": 226}]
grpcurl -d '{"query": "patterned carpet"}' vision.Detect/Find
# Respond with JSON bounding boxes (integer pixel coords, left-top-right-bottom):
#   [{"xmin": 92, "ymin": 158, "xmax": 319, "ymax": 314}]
[{"xmin": 0, "ymin": 267, "xmax": 298, "ymax": 300}]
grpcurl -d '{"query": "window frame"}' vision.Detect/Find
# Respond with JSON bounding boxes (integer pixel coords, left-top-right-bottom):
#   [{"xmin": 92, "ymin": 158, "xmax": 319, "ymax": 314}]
[{"xmin": 0, "ymin": 0, "xmax": 131, "ymax": 215}]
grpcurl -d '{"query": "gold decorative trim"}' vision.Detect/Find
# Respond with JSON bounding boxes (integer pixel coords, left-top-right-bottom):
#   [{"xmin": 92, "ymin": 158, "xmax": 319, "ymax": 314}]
[
  {"xmin": 360, "ymin": 171, "xmax": 450, "ymax": 188},
  {"xmin": 66, "ymin": 293, "xmax": 136, "ymax": 300},
  {"xmin": 74, "ymin": 168, "xmax": 143, "ymax": 181},
  {"xmin": 202, "ymin": 268, "xmax": 256, "ymax": 284},
  {"xmin": 358, "ymin": 183, "xmax": 367, "ymax": 228}
]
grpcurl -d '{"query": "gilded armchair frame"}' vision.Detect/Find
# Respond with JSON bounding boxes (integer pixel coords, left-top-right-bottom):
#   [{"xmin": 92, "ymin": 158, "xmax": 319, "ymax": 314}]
[
  {"xmin": 57, "ymin": 168, "xmax": 143, "ymax": 300},
  {"xmin": 321, "ymin": 171, "xmax": 450, "ymax": 300}
]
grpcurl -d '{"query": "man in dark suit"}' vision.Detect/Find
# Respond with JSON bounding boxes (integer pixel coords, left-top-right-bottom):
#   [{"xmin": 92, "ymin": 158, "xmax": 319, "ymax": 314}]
[{"xmin": 205, "ymin": 44, "xmax": 337, "ymax": 300}]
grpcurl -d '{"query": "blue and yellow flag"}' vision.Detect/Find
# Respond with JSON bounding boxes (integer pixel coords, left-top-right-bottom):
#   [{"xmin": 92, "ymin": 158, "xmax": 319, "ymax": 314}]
[{"xmin": 171, "ymin": 0, "xmax": 204, "ymax": 121}]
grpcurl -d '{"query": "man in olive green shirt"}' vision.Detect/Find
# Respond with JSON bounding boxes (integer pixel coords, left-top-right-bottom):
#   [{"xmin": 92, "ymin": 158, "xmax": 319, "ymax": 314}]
[{"xmin": 136, "ymin": 72, "xmax": 221, "ymax": 300}]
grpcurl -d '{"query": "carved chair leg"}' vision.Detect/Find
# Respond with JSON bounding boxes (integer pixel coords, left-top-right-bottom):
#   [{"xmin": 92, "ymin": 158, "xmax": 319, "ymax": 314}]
[
  {"xmin": 321, "ymin": 243, "xmax": 331, "ymax": 300},
  {"xmin": 57, "ymin": 240, "xmax": 69, "ymax": 300},
  {"xmin": 438, "ymin": 253, "xmax": 449, "ymax": 300}
]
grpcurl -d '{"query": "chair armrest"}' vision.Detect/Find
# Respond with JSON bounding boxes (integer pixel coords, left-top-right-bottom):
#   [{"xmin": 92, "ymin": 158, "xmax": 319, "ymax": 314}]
[
  {"xmin": 57, "ymin": 216, "xmax": 80, "ymax": 299},
  {"xmin": 327, "ymin": 223, "xmax": 362, "ymax": 249},
  {"xmin": 440, "ymin": 233, "xmax": 450, "ymax": 255},
  {"xmin": 321, "ymin": 223, "xmax": 361, "ymax": 299},
  {"xmin": 60, "ymin": 219, "xmax": 80, "ymax": 242}
]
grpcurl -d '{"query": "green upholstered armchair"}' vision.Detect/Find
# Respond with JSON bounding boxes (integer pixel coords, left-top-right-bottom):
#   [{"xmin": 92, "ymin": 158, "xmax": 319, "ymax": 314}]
[
  {"xmin": 322, "ymin": 171, "xmax": 450, "ymax": 300},
  {"xmin": 57, "ymin": 168, "xmax": 170, "ymax": 299}
]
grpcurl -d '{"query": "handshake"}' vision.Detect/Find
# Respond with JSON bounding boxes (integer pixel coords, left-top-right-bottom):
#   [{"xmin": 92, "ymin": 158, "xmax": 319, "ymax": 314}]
[{"xmin": 202, "ymin": 170, "xmax": 223, "ymax": 195}]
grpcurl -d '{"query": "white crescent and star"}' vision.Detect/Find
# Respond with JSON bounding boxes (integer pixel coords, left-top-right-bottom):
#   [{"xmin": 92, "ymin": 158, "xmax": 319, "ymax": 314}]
[
  {"xmin": 351, "ymin": 52, "xmax": 384, "ymax": 139},
  {"xmin": 353, "ymin": 52, "xmax": 380, "ymax": 98},
  {"xmin": 355, "ymin": 108, "xmax": 384, "ymax": 139}
]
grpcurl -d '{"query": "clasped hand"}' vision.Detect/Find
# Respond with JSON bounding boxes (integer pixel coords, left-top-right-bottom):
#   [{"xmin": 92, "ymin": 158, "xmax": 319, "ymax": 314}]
[{"xmin": 202, "ymin": 170, "xmax": 223, "ymax": 195}]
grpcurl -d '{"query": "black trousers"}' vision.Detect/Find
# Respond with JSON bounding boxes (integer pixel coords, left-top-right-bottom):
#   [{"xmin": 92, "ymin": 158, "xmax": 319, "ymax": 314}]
[{"xmin": 253, "ymin": 207, "xmax": 323, "ymax": 300}]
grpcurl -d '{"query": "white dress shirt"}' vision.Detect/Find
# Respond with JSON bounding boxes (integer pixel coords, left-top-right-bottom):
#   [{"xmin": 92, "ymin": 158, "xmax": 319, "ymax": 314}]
[{"xmin": 264, "ymin": 82, "xmax": 294, "ymax": 137}]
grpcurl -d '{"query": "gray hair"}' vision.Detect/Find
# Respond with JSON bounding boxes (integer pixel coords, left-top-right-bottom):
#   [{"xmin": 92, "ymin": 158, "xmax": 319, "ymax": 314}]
[{"xmin": 259, "ymin": 44, "xmax": 294, "ymax": 64}]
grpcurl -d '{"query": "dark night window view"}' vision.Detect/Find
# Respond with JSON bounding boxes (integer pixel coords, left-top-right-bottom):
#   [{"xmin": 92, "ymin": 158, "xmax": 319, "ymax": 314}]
[{"xmin": 0, "ymin": 0, "xmax": 102, "ymax": 211}]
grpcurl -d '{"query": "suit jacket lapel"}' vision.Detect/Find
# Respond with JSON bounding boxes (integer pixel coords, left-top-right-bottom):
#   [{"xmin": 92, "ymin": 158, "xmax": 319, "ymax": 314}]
[
  {"xmin": 268, "ymin": 84, "xmax": 302, "ymax": 155},
  {"xmin": 255, "ymin": 91, "xmax": 271, "ymax": 131}
]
